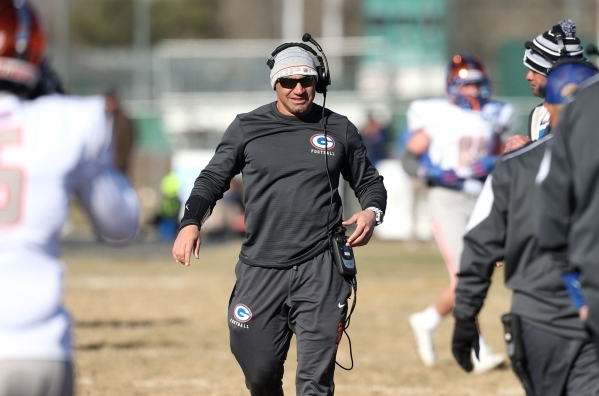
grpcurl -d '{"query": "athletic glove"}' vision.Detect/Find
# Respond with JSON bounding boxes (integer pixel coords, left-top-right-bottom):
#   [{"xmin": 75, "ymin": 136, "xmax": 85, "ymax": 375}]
[
  {"xmin": 451, "ymin": 317, "xmax": 480, "ymax": 372},
  {"xmin": 418, "ymin": 165, "xmax": 463, "ymax": 190},
  {"xmin": 467, "ymin": 155, "xmax": 498, "ymax": 179}
]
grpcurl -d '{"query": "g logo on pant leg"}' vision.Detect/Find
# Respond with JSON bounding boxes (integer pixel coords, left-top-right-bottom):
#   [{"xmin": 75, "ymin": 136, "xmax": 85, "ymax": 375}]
[{"xmin": 233, "ymin": 303, "xmax": 253, "ymax": 323}]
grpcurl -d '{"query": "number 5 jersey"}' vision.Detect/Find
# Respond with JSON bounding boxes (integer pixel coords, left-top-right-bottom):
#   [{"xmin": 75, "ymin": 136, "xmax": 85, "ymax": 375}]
[{"xmin": 0, "ymin": 94, "xmax": 140, "ymax": 361}]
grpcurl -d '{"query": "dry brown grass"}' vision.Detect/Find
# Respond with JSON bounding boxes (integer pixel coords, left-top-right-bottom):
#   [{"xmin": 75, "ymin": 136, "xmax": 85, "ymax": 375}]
[{"xmin": 63, "ymin": 238, "xmax": 523, "ymax": 396}]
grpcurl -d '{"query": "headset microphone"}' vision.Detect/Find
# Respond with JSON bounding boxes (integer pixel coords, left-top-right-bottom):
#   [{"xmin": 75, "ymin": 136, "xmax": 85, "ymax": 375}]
[
  {"xmin": 586, "ymin": 44, "xmax": 599, "ymax": 58},
  {"xmin": 302, "ymin": 33, "xmax": 322, "ymax": 53},
  {"xmin": 302, "ymin": 33, "xmax": 331, "ymax": 91}
]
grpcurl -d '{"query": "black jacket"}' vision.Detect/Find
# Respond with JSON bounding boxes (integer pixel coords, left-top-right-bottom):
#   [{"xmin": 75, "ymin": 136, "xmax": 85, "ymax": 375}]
[
  {"xmin": 535, "ymin": 74, "xmax": 599, "ymax": 335},
  {"xmin": 454, "ymin": 136, "xmax": 587, "ymax": 340},
  {"xmin": 188, "ymin": 102, "xmax": 387, "ymax": 268}
]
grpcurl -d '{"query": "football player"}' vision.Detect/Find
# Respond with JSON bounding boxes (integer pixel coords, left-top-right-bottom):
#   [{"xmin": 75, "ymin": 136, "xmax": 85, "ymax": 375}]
[
  {"xmin": 401, "ymin": 54, "xmax": 512, "ymax": 372},
  {"xmin": 0, "ymin": 1, "xmax": 140, "ymax": 395}
]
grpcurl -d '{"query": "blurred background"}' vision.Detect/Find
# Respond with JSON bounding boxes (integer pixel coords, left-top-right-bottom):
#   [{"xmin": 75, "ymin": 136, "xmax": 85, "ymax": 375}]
[{"xmin": 36, "ymin": 0, "xmax": 599, "ymax": 242}]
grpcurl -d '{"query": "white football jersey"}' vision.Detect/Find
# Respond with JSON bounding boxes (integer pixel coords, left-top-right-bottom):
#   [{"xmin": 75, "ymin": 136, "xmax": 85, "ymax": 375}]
[
  {"xmin": 481, "ymin": 99, "xmax": 515, "ymax": 138},
  {"xmin": 0, "ymin": 94, "xmax": 140, "ymax": 361},
  {"xmin": 407, "ymin": 98, "xmax": 512, "ymax": 174}
]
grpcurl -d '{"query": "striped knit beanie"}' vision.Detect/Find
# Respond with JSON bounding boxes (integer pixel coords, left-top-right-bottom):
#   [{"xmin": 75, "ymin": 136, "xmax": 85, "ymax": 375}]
[
  {"xmin": 269, "ymin": 47, "xmax": 318, "ymax": 89},
  {"xmin": 523, "ymin": 19, "xmax": 584, "ymax": 77}
]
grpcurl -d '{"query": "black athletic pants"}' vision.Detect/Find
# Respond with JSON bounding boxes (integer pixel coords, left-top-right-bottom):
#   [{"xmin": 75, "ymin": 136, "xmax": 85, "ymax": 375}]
[
  {"xmin": 517, "ymin": 318, "xmax": 599, "ymax": 396},
  {"xmin": 228, "ymin": 249, "xmax": 353, "ymax": 396}
]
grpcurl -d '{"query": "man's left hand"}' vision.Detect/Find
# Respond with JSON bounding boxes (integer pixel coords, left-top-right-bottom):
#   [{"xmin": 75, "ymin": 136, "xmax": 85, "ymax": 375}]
[
  {"xmin": 451, "ymin": 317, "xmax": 480, "ymax": 372},
  {"xmin": 342, "ymin": 209, "xmax": 376, "ymax": 247}
]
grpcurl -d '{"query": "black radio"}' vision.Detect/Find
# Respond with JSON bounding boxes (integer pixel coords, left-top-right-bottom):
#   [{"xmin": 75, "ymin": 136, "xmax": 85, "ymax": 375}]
[{"xmin": 329, "ymin": 235, "xmax": 357, "ymax": 276}]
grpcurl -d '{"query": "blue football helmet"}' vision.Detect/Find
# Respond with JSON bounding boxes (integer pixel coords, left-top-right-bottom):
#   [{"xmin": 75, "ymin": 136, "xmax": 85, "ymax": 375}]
[
  {"xmin": 446, "ymin": 54, "xmax": 491, "ymax": 110},
  {"xmin": 545, "ymin": 59, "xmax": 597, "ymax": 104}
]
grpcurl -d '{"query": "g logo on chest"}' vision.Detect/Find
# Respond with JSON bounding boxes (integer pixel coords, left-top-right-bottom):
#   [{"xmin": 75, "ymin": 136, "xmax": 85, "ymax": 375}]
[{"xmin": 310, "ymin": 134, "xmax": 335, "ymax": 151}]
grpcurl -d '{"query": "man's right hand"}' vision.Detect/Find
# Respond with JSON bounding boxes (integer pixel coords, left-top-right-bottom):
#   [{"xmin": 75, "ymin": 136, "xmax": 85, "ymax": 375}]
[
  {"xmin": 503, "ymin": 135, "xmax": 531, "ymax": 153},
  {"xmin": 451, "ymin": 317, "xmax": 480, "ymax": 372},
  {"xmin": 172, "ymin": 225, "xmax": 201, "ymax": 266}
]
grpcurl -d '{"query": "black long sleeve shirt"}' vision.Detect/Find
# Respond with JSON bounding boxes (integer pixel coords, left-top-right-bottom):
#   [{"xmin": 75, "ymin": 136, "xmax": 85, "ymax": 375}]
[
  {"xmin": 454, "ymin": 136, "xmax": 587, "ymax": 340},
  {"xmin": 185, "ymin": 102, "xmax": 387, "ymax": 268}
]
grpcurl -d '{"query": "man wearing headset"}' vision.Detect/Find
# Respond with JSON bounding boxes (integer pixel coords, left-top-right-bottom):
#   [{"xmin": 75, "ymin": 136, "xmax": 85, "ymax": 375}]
[
  {"xmin": 505, "ymin": 19, "xmax": 584, "ymax": 152},
  {"xmin": 452, "ymin": 59, "xmax": 599, "ymax": 396},
  {"xmin": 172, "ymin": 41, "xmax": 387, "ymax": 396}
]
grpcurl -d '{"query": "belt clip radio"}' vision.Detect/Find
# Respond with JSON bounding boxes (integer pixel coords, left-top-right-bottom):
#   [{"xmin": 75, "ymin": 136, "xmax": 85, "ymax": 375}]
[
  {"xmin": 501, "ymin": 313, "xmax": 526, "ymax": 363},
  {"xmin": 329, "ymin": 234, "xmax": 357, "ymax": 276}
]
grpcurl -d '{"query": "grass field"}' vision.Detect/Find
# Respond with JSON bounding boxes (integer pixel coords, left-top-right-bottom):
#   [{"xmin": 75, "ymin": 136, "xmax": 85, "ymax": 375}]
[{"xmin": 62, "ymin": 237, "xmax": 523, "ymax": 396}]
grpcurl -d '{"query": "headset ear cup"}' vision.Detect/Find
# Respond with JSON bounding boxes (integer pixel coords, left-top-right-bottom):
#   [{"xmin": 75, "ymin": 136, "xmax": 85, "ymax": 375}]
[
  {"xmin": 316, "ymin": 79, "xmax": 326, "ymax": 94},
  {"xmin": 315, "ymin": 66, "xmax": 326, "ymax": 93}
]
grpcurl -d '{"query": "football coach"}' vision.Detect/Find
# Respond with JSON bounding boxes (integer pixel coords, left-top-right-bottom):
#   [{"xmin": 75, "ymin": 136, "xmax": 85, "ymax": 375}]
[{"xmin": 171, "ymin": 38, "xmax": 387, "ymax": 396}]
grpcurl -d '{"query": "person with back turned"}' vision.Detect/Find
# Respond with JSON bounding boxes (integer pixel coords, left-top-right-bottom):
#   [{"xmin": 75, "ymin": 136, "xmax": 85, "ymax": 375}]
[
  {"xmin": 0, "ymin": 1, "xmax": 140, "ymax": 395},
  {"xmin": 452, "ymin": 58, "xmax": 599, "ymax": 396}
]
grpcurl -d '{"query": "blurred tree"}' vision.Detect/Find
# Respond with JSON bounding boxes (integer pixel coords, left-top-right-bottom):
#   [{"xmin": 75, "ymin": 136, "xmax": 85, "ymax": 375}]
[
  {"xmin": 151, "ymin": 0, "xmax": 220, "ymax": 41},
  {"xmin": 71, "ymin": 0, "xmax": 220, "ymax": 47},
  {"xmin": 71, "ymin": 0, "xmax": 134, "ymax": 46}
]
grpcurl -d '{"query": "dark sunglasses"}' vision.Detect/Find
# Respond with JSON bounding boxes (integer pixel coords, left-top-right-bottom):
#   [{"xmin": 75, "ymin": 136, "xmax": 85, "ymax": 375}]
[{"xmin": 277, "ymin": 76, "xmax": 316, "ymax": 89}]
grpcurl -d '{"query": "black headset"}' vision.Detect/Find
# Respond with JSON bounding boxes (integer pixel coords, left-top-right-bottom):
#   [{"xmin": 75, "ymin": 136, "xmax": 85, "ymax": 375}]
[
  {"xmin": 586, "ymin": 43, "xmax": 599, "ymax": 58},
  {"xmin": 266, "ymin": 33, "xmax": 331, "ymax": 94},
  {"xmin": 535, "ymin": 24, "xmax": 593, "ymax": 96},
  {"xmin": 551, "ymin": 24, "xmax": 567, "ymax": 57},
  {"xmin": 548, "ymin": 24, "xmax": 598, "ymax": 74}
]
